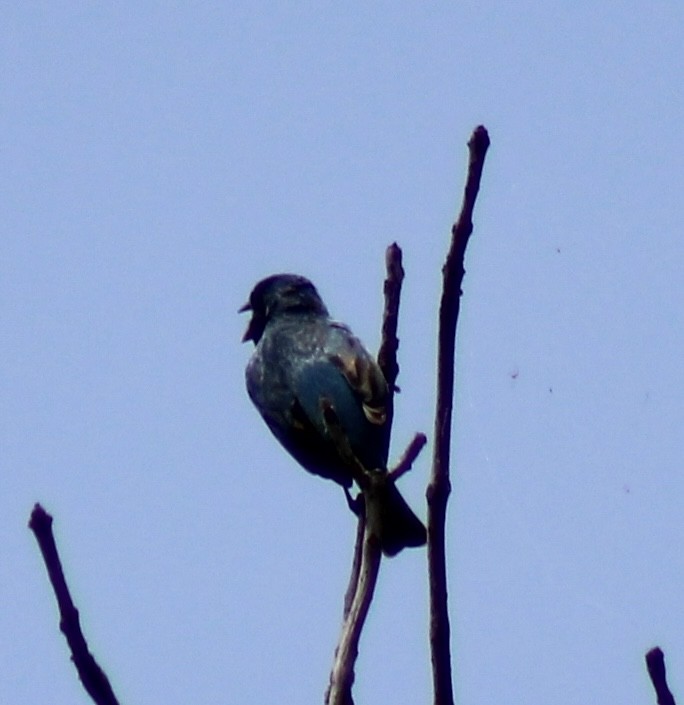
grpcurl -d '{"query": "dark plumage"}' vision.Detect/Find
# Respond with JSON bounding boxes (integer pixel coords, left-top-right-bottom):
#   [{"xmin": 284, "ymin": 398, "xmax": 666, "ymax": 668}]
[{"xmin": 241, "ymin": 273, "xmax": 426, "ymax": 556}]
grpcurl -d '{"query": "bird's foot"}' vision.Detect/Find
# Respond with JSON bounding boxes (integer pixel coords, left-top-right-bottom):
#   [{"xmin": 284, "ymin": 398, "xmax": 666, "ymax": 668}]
[{"xmin": 343, "ymin": 487, "xmax": 364, "ymax": 518}]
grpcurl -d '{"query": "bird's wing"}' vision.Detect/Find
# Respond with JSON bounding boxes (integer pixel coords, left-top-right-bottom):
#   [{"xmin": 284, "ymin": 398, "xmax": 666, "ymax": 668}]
[
  {"xmin": 293, "ymin": 354, "xmax": 387, "ymax": 474},
  {"xmin": 325, "ymin": 323, "xmax": 388, "ymax": 426}
]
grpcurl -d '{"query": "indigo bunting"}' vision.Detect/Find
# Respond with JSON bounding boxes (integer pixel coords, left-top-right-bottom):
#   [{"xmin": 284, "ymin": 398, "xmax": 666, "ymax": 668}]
[{"xmin": 241, "ymin": 274, "xmax": 426, "ymax": 556}]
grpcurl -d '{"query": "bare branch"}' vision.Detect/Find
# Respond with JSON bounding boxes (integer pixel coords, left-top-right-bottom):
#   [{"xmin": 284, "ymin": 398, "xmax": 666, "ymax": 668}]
[
  {"xmin": 328, "ymin": 127, "xmax": 489, "ymax": 704},
  {"xmin": 342, "ymin": 498, "xmax": 365, "ymax": 621},
  {"xmin": 327, "ymin": 245, "xmax": 410, "ymax": 702},
  {"xmin": 388, "ymin": 432, "xmax": 427, "ymax": 483},
  {"xmin": 377, "ymin": 241, "xmax": 404, "ymax": 392},
  {"xmin": 326, "ymin": 525, "xmax": 382, "ymax": 705},
  {"xmin": 377, "ymin": 242, "xmax": 405, "ymax": 459},
  {"xmin": 646, "ymin": 647, "xmax": 678, "ymax": 705},
  {"xmin": 427, "ymin": 125, "xmax": 490, "ymax": 705},
  {"xmin": 29, "ymin": 503, "xmax": 121, "ymax": 705}
]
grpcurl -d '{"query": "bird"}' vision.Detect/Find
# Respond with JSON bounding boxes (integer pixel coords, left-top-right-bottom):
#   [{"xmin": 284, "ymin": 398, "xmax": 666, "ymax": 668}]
[{"xmin": 240, "ymin": 273, "xmax": 427, "ymax": 556}]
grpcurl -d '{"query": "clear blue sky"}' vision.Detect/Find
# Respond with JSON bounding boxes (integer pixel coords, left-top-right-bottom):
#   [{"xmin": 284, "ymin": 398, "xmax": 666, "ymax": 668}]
[{"xmin": 2, "ymin": 3, "xmax": 683, "ymax": 704}]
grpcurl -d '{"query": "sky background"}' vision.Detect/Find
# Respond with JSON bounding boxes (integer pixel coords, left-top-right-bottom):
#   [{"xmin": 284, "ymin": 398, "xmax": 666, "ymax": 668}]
[{"xmin": 2, "ymin": 3, "xmax": 683, "ymax": 704}]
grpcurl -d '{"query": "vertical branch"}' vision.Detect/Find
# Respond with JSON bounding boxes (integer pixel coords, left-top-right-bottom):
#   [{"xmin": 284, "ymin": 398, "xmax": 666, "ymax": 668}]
[
  {"xmin": 29, "ymin": 503, "xmax": 121, "ymax": 705},
  {"xmin": 427, "ymin": 125, "xmax": 490, "ymax": 705},
  {"xmin": 342, "ymin": 509, "xmax": 366, "ymax": 620},
  {"xmin": 326, "ymin": 530, "xmax": 382, "ymax": 705},
  {"xmin": 377, "ymin": 242, "xmax": 405, "ymax": 459},
  {"xmin": 646, "ymin": 647, "xmax": 678, "ymax": 705},
  {"xmin": 328, "ymin": 245, "xmax": 406, "ymax": 703}
]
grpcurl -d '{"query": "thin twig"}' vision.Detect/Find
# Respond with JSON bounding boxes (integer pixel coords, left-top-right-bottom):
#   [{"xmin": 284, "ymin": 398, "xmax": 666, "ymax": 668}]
[
  {"xmin": 377, "ymin": 242, "xmax": 405, "ymax": 459},
  {"xmin": 28, "ymin": 503, "xmax": 121, "ymax": 705},
  {"xmin": 388, "ymin": 432, "xmax": 427, "ymax": 483},
  {"xmin": 377, "ymin": 241, "xmax": 404, "ymax": 391},
  {"xmin": 427, "ymin": 125, "xmax": 490, "ymax": 705},
  {"xmin": 646, "ymin": 647, "xmax": 678, "ymax": 705}
]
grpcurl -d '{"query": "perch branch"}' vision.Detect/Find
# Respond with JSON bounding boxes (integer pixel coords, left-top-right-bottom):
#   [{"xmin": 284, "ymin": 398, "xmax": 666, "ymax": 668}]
[
  {"xmin": 326, "ymin": 522, "xmax": 382, "ymax": 705},
  {"xmin": 327, "ymin": 247, "xmax": 421, "ymax": 703},
  {"xmin": 325, "ymin": 410, "xmax": 427, "ymax": 705},
  {"xmin": 323, "ymin": 402, "xmax": 383, "ymax": 705},
  {"xmin": 427, "ymin": 125, "xmax": 490, "ymax": 705},
  {"xmin": 338, "ymin": 244, "xmax": 407, "ymax": 633},
  {"xmin": 646, "ymin": 647, "xmax": 677, "ymax": 705},
  {"xmin": 28, "ymin": 503, "xmax": 120, "ymax": 705},
  {"xmin": 342, "ymin": 507, "xmax": 366, "ymax": 620}
]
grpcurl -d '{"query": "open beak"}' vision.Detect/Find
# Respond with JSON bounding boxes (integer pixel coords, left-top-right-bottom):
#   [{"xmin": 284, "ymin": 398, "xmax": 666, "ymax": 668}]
[{"xmin": 239, "ymin": 301, "xmax": 256, "ymax": 342}]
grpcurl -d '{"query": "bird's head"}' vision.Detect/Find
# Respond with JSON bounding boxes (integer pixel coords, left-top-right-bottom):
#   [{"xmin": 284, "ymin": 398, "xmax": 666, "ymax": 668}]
[{"xmin": 240, "ymin": 274, "xmax": 329, "ymax": 344}]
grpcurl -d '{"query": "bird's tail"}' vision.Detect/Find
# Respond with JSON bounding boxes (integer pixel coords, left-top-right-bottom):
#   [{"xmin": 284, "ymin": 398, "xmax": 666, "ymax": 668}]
[{"xmin": 372, "ymin": 481, "xmax": 426, "ymax": 557}]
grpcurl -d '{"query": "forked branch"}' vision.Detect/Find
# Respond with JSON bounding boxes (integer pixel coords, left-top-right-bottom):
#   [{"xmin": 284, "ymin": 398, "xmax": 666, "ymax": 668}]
[{"xmin": 326, "ymin": 243, "xmax": 422, "ymax": 705}]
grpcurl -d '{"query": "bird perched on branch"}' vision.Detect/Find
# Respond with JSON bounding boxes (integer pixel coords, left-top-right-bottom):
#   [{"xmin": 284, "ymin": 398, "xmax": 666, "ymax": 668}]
[{"xmin": 241, "ymin": 273, "xmax": 426, "ymax": 556}]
